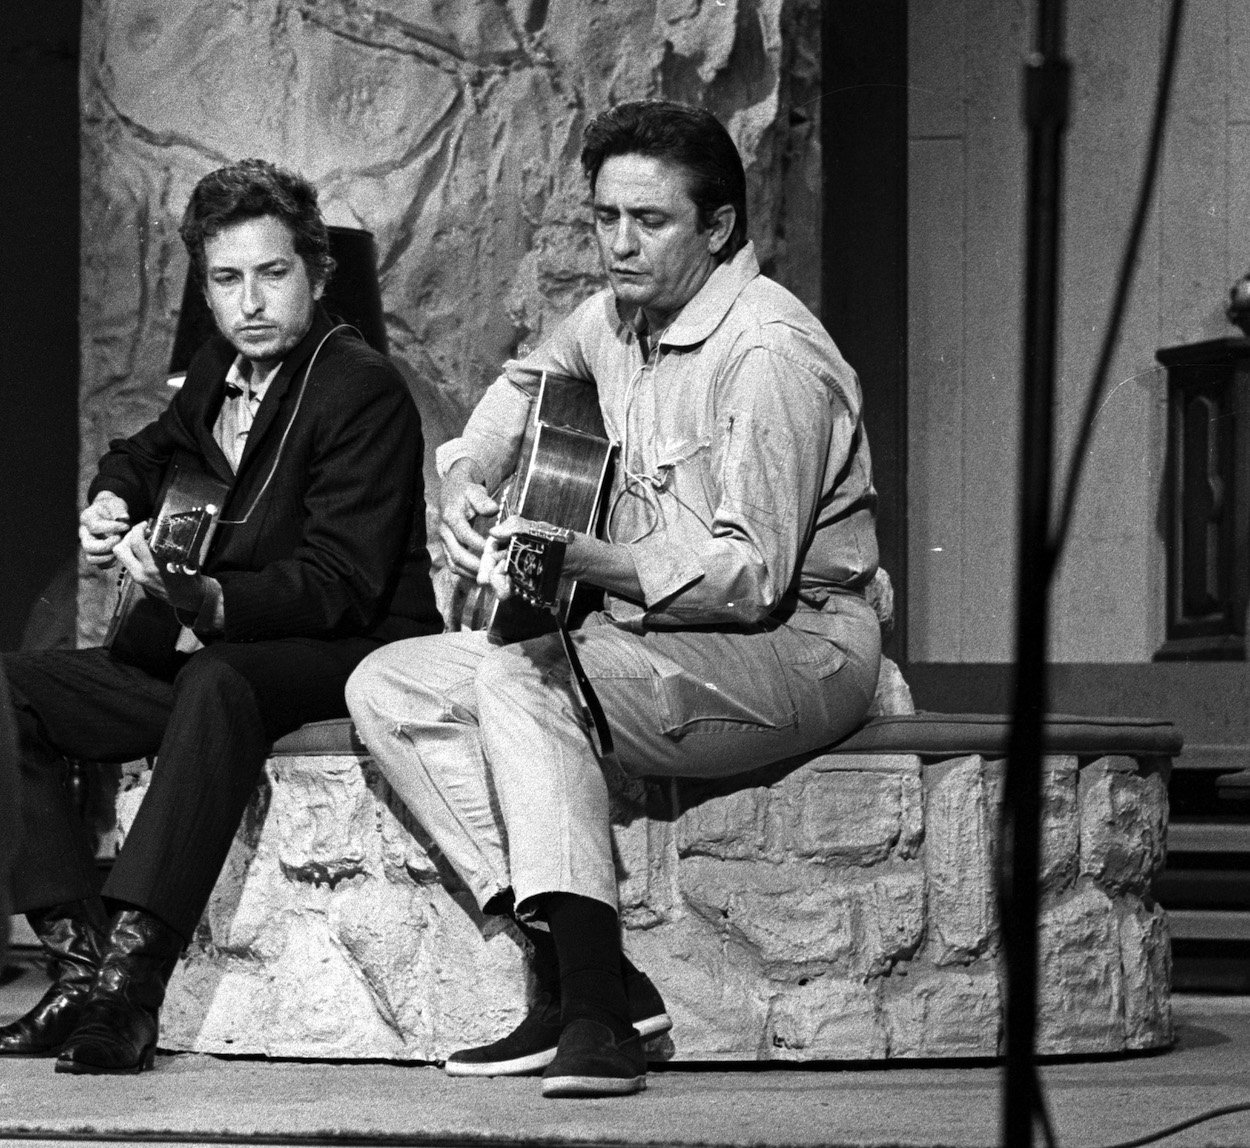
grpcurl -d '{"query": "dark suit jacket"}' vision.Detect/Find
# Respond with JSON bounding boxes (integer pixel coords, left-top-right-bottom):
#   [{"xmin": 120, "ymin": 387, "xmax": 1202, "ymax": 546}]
[{"xmin": 88, "ymin": 305, "xmax": 441, "ymax": 646}]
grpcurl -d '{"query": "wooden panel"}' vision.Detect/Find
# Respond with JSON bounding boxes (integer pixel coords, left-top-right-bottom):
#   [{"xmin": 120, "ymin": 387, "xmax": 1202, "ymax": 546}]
[
  {"xmin": 1167, "ymin": 909, "xmax": 1250, "ymax": 941},
  {"xmin": 907, "ymin": 137, "xmax": 966, "ymax": 660},
  {"xmin": 908, "ymin": 0, "xmax": 964, "ymax": 139},
  {"xmin": 1168, "ymin": 823, "xmax": 1250, "ymax": 854},
  {"xmin": 1048, "ymin": 2, "xmax": 1164, "ymax": 662},
  {"xmin": 1230, "ymin": 124, "xmax": 1250, "ymax": 289},
  {"xmin": 957, "ymin": 0, "xmax": 1028, "ymax": 661},
  {"xmin": 1231, "ymin": 0, "xmax": 1250, "ymax": 126},
  {"xmin": 1158, "ymin": 0, "xmax": 1230, "ymax": 344}
]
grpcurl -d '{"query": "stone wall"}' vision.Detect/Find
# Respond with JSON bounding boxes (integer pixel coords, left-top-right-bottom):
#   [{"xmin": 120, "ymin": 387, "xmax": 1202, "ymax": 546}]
[
  {"xmin": 76, "ymin": 0, "xmax": 823, "ymax": 645},
  {"xmin": 140, "ymin": 740, "xmax": 1172, "ymax": 1061}
]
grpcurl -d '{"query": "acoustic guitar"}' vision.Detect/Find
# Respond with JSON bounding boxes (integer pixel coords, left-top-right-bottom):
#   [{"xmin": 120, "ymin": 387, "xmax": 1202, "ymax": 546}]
[
  {"xmin": 104, "ymin": 453, "xmax": 231, "ymax": 677},
  {"xmin": 452, "ymin": 370, "xmax": 615, "ymax": 643}
]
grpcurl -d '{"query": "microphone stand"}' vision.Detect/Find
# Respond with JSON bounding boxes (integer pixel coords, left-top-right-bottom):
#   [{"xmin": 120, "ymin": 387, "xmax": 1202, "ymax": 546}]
[{"xmin": 1003, "ymin": 0, "xmax": 1070, "ymax": 1142}]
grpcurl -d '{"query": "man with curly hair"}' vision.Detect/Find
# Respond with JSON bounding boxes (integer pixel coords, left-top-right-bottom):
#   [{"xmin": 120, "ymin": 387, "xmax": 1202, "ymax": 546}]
[{"xmin": 0, "ymin": 159, "xmax": 441, "ymax": 1075}]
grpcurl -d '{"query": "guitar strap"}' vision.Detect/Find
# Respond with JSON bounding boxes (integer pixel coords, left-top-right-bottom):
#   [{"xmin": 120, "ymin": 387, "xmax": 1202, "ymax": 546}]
[{"xmin": 555, "ymin": 617, "xmax": 617, "ymax": 765}]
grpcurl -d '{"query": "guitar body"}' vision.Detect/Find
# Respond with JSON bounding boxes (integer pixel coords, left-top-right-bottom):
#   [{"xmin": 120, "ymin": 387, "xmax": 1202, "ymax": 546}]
[
  {"xmin": 104, "ymin": 454, "xmax": 231, "ymax": 677},
  {"xmin": 453, "ymin": 371, "xmax": 614, "ymax": 644}
]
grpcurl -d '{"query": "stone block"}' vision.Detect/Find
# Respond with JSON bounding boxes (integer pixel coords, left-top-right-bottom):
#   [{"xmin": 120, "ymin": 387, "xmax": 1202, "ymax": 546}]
[
  {"xmin": 883, "ymin": 970, "xmax": 1002, "ymax": 1058},
  {"xmin": 1079, "ymin": 755, "xmax": 1168, "ymax": 894},
  {"xmin": 1117, "ymin": 900, "xmax": 1173, "ymax": 1051},
  {"xmin": 676, "ymin": 784, "xmax": 769, "ymax": 862},
  {"xmin": 1040, "ymin": 755, "xmax": 1080, "ymax": 892},
  {"xmin": 769, "ymin": 764, "xmax": 922, "ymax": 867},
  {"xmin": 924, "ymin": 755, "xmax": 998, "ymax": 964},
  {"xmin": 151, "ymin": 737, "xmax": 1172, "ymax": 1062},
  {"xmin": 766, "ymin": 977, "xmax": 888, "ymax": 1060},
  {"xmin": 678, "ymin": 860, "xmax": 925, "ymax": 978},
  {"xmin": 1036, "ymin": 884, "xmax": 1125, "ymax": 1055}
]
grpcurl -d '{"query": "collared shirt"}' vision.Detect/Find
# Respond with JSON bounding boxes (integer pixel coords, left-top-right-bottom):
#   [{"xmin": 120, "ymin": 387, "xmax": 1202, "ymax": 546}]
[
  {"xmin": 177, "ymin": 356, "xmax": 280, "ymax": 650},
  {"xmin": 214, "ymin": 357, "xmax": 281, "ymax": 471},
  {"xmin": 437, "ymin": 242, "xmax": 878, "ymax": 627}
]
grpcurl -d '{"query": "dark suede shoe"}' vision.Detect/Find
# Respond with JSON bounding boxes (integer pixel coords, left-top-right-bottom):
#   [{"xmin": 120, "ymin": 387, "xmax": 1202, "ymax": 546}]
[
  {"xmin": 540, "ymin": 1018, "xmax": 647, "ymax": 1098},
  {"xmin": 445, "ymin": 988, "xmax": 563, "ymax": 1077},
  {"xmin": 444, "ymin": 965, "xmax": 671, "ymax": 1077},
  {"xmin": 54, "ymin": 908, "xmax": 182, "ymax": 1076},
  {"xmin": 0, "ymin": 899, "xmax": 106, "ymax": 1057}
]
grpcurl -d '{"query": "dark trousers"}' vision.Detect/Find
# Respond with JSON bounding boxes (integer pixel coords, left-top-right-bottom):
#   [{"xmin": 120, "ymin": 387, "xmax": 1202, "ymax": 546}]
[{"xmin": 3, "ymin": 636, "xmax": 379, "ymax": 941}]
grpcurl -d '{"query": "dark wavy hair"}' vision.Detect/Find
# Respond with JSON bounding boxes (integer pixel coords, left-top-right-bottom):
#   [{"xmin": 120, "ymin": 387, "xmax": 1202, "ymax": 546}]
[
  {"xmin": 580, "ymin": 100, "xmax": 748, "ymax": 262},
  {"xmin": 179, "ymin": 158, "xmax": 335, "ymax": 287}
]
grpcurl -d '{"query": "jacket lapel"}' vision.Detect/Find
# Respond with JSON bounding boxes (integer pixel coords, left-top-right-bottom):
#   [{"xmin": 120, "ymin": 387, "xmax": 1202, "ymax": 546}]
[
  {"xmin": 235, "ymin": 305, "xmax": 335, "ymax": 476},
  {"xmin": 190, "ymin": 339, "xmax": 242, "ymax": 485}
]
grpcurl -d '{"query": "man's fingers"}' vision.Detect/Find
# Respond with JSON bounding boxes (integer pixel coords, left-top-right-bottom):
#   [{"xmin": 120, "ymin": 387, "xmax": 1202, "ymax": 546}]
[
  {"xmin": 79, "ymin": 524, "xmax": 121, "ymax": 567},
  {"xmin": 128, "ymin": 527, "xmax": 155, "ymax": 569},
  {"xmin": 112, "ymin": 523, "xmax": 163, "ymax": 596},
  {"xmin": 111, "ymin": 535, "xmax": 144, "ymax": 581},
  {"xmin": 477, "ymin": 535, "xmax": 512, "ymax": 600},
  {"xmin": 80, "ymin": 509, "xmax": 130, "ymax": 537},
  {"xmin": 439, "ymin": 522, "xmax": 481, "ymax": 578},
  {"xmin": 487, "ymin": 514, "xmax": 530, "ymax": 543},
  {"xmin": 463, "ymin": 485, "xmax": 500, "ymax": 518}
]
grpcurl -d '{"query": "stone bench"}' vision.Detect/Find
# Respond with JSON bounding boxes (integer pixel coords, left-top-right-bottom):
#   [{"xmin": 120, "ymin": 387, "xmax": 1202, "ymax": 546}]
[{"xmin": 117, "ymin": 712, "xmax": 1179, "ymax": 1062}]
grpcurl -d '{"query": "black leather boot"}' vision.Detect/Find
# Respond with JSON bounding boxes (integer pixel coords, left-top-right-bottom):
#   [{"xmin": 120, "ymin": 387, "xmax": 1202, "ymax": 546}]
[
  {"xmin": 54, "ymin": 908, "xmax": 183, "ymax": 1075},
  {"xmin": 0, "ymin": 898, "xmax": 107, "ymax": 1056}
]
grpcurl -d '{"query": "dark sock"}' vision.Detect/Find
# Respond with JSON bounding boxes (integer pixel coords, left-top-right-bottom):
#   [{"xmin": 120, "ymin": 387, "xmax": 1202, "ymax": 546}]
[
  {"xmin": 511, "ymin": 914, "xmax": 560, "ymax": 997},
  {"xmin": 543, "ymin": 893, "xmax": 631, "ymax": 1040}
]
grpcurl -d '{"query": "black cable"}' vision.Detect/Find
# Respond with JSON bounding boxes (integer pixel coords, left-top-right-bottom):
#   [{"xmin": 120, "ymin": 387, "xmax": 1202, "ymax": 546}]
[
  {"xmin": 1086, "ymin": 1100, "xmax": 1250, "ymax": 1148},
  {"xmin": 1046, "ymin": 0, "xmax": 1186, "ymax": 573}
]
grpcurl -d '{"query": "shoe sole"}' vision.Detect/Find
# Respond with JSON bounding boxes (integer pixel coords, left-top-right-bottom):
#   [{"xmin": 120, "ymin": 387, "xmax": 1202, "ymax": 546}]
[
  {"xmin": 444, "ymin": 1011, "xmax": 673, "ymax": 1079},
  {"xmin": 54, "ymin": 1046, "xmax": 156, "ymax": 1075},
  {"xmin": 541, "ymin": 1072, "xmax": 646, "ymax": 1098},
  {"xmin": 445, "ymin": 1045, "xmax": 554, "ymax": 1077}
]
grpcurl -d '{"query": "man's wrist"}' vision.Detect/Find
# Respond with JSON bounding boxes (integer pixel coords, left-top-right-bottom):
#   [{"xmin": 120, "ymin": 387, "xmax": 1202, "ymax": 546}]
[
  {"xmin": 192, "ymin": 577, "xmax": 226, "ymax": 634},
  {"xmin": 523, "ymin": 523, "xmax": 574, "ymax": 545}
]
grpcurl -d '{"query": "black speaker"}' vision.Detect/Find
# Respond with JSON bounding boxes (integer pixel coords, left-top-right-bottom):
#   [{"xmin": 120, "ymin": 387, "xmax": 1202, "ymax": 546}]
[{"xmin": 167, "ymin": 225, "xmax": 387, "ymax": 374}]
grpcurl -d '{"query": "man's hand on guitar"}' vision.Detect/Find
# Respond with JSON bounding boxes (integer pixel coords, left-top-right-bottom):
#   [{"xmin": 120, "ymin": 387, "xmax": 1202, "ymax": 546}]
[
  {"xmin": 79, "ymin": 493, "xmax": 131, "ymax": 568},
  {"xmin": 439, "ymin": 460, "xmax": 500, "ymax": 581},
  {"xmin": 113, "ymin": 522, "xmax": 212, "ymax": 615},
  {"xmin": 477, "ymin": 526, "xmax": 514, "ymax": 602},
  {"xmin": 479, "ymin": 516, "xmax": 574, "ymax": 609}
]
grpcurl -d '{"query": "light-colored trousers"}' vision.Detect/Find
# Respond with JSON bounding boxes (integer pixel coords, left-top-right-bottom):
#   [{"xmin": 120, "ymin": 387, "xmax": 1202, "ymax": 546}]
[{"xmin": 345, "ymin": 594, "xmax": 881, "ymax": 915}]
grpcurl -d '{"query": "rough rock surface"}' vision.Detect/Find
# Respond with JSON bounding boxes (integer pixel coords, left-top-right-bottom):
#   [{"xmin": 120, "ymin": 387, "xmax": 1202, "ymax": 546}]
[
  {"xmin": 130, "ymin": 744, "xmax": 1173, "ymax": 1061},
  {"xmin": 76, "ymin": 0, "xmax": 822, "ymax": 644}
]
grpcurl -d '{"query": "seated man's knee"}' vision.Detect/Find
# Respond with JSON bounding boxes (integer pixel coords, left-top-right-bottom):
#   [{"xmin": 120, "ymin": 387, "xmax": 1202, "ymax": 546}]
[
  {"xmin": 344, "ymin": 653, "xmax": 385, "ymax": 722},
  {"xmin": 173, "ymin": 648, "xmax": 260, "ymax": 710},
  {"xmin": 346, "ymin": 643, "xmax": 438, "ymax": 728}
]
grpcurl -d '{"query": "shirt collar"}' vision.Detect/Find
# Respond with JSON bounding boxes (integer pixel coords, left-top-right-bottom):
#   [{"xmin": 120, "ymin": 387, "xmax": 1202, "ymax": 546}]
[
  {"xmin": 616, "ymin": 241, "xmax": 761, "ymax": 350},
  {"xmin": 224, "ymin": 355, "xmax": 282, "ymax": 402}
]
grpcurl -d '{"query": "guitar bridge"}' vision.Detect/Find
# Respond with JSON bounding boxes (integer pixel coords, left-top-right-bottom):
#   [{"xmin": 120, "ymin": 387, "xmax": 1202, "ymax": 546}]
[
  {"xmin": 150, "ymin": 505, "xmax": 220, "ymax": 575},
  {"xmin": 505, "ymin": 528, "xmax": 569, "ymax": 612}
]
